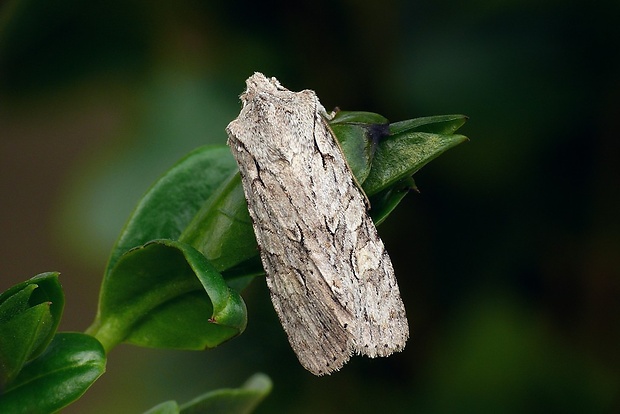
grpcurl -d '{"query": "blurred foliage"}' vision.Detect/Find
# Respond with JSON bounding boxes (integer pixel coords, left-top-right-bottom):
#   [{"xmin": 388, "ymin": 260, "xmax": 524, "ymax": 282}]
[
  {"xmin": 142, "ymin": 373, "xmax": 271, "ymax": 414},
  {"xmin": 1, "ymin": 0, "xmax": 619, "ymax": 413}
]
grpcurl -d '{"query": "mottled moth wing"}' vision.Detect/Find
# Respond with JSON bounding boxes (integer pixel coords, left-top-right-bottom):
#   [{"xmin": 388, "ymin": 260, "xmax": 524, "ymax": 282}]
[{"xmin": 226, "ymin": 72, "xmax": 408, "ymax": 375}]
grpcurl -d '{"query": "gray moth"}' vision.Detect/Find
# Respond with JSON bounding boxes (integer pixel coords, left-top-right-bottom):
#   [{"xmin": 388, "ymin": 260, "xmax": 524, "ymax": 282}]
[{"xmin": 226, "ymin": 72, "xmax": 409, "ymax": 375}]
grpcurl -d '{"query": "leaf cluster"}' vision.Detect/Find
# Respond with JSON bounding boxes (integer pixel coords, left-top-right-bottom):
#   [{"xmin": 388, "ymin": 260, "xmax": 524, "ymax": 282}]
[{"xmin": 0, "ymin": 113, "xmax": 467, "ymax": 413}]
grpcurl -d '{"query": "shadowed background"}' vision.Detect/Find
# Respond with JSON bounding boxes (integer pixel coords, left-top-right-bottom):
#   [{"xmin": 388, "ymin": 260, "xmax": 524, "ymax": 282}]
[{"xmin": 1, "ymin": 0, "xmax": 619, "ymax": 412}]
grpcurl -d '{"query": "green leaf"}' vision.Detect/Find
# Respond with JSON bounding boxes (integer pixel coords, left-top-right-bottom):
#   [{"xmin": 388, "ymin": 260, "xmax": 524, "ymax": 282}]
[
  {"xmin": 179, "ymin": 173, "xmax": 259, "ymax": 278},
  {"xmin": 329, "ymin": 123, "xmax": 378, "ymax": 184},
  {"xmin": 0, "ymin": 303, "xmax": 52, "ymax": 391},
  {"xmin": 363, "ymin": 131, "xmax": 469, "ymax": 195},
  {"xmin": 0, "ymin": 285, "xmax": 38, "ymax": 323},
  {"xmin": 105, "ymin": 146, "xmax": 238, "ymax": 280},
  {"xmin": 143, "ymin": 401, "xmax": 180, "ymax": 414},
  {"xmin": 141, "ymin": 373, "xmax": 271, "ymax": 414},
  {"xmin": 389, "ymin": 114, "xmax": 468, "ymax": 135},
  {"xmin": 102, "ymin": 144, "xmax": 262, "ymax": 289},
  {"xmin": 179, "ymin": 373, "xmax": 272, "ymax": 414},
  {"xmin": 0, "ymin": 333, "xmax": 105, "ymax": 414},
  {"xmin": 369, "ymin": 177, "xmax": 416, "ymax": 226},
  {"xmin": 0, "ymin": 272, "xmax": 64, "ymax": 389},
  {"xmin": 330, "ymin": 110, "xmax": 389, "ymax": 125},
  {"xmin": 89, "ymin": 239, "xmax": 246, "ymax": 352},
  {"xmin": 328, "ymin": 113, "xmax": 468, "ymax": 220},
  {"xmin": 329, "ymin": 111, "xmax": 390, "ymax": 184}
]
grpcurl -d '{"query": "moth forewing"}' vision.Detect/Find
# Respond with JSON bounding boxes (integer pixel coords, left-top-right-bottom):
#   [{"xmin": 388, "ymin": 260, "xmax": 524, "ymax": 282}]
[{"xmin": 226, "ymin": 72, "xmax": 408, "ymax": 375}]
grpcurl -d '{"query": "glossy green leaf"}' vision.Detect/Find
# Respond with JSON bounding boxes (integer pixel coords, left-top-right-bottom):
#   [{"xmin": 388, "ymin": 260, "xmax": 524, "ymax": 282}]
[
  {"xmin": 180, "ymin": 173, "xmax": 258, "ymax": 278},
  {"xmin": 0, "ymin": 333, "xmax": 105, "ymax": 414},
  {"xmin": 363, "ymin": 131, "xmax": 469, "ymax": 195},
  {"xmin": 329, "ymin": 111, "xmax": 390, "ymax": 184},
  {"xmin": 141, "ymin": 373, "xmax": 271, "ymax": 414},
  {"xmin": 389, "ymin": 114, "xmax": 468, "ymax": 135},
  {"xmin": 369, "ymin": 177, "xmax": 416, "ymax": 226},
  {"xmin": 330, "ymin": 113, "xmax": 468, "ymax": 219},
  {"xmin": 330, "ymin": 123, "xmax": 377, "ymax": 184},
  {"xmin": 0, "ymin": 273, "xmax": 64, "ymax": 349},
  {"xmin": 330, "ymin": 110, "xmax": 389, "ymax": 125},
  {"xmin": 179, "ymin": 373, "xmax": 272, "ymax": 414},
  {"xmin": 89, "ymin": 239, "xmax": 246, "ymax": 352},
  {"xmin": 0, "ymin": 285, "xmax": 38, "ymax": 323},
  {"xmin": 0, "ymin": 303, "xmax": 52, "ymax": 391},
  {"xmin": 105, "ymin": 146, "xmax": 238, "ymax": 280},
  {"xmin": 102, "ymin": 144, "xmax": 262, "ymax": 289},
  {"xmin": 0, "ymin": 272, "xmax": 64, "ymax": 390},
  {"xmin": 143, "ymin": 401, "xmax": 180, "ymax": 414}
]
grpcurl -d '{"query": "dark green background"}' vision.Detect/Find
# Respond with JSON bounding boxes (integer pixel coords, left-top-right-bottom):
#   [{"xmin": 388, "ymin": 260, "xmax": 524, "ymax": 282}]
[{"xmin": 1, "ymin": 0, "xmax": 618, "ymax": 412}]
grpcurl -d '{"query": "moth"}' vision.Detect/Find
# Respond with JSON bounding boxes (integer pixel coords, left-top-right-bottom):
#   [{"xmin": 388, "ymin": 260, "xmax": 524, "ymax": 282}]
[{"xmin": 226, "ymin": 73, "xmax": 408, "ymax": 375}]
